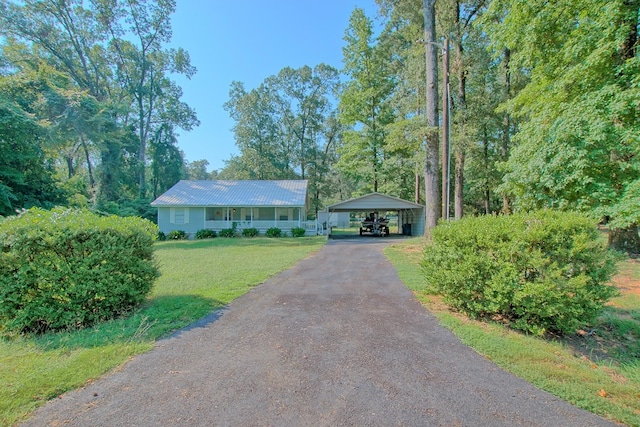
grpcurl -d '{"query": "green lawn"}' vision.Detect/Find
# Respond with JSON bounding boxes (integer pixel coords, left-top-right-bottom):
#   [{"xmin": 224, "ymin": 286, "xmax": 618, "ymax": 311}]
[
  {"xmin": 385, "ymin": 238, "xmax": 640, "ymax": 427},
  {"xmin": 0, "ymin": 236, "xmax": 326, "ymax": 427},
  {"xmin": 4, "ymin": 235, "xmax": 638, "ymax": 426}
]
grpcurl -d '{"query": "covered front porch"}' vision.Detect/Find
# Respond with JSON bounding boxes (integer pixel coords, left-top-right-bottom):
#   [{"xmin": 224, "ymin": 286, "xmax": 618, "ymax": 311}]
[{"xmin": 203, "ymin": 206, "xmax": 318, "ymax": 235}]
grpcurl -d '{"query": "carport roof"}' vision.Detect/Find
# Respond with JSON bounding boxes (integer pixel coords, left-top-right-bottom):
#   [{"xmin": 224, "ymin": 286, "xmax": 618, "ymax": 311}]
[{"xmin": 326, "ymin": 192, "xmax": 424, "ymax": 212}]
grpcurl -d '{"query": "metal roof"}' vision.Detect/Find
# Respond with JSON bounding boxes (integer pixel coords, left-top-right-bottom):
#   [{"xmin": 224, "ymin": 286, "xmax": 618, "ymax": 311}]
[
  {"xmin": 326, "ymin": 193, "xmax": 424, "ymax": 212},
  {"xmin": 151, "ymin": 180, "xmax": 308, "ymax": 207}
]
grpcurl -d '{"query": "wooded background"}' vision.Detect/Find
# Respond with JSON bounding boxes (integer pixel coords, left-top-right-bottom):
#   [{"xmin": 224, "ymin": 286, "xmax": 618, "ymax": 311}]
[{"xmin": 1, "ymin": 0, "xmax": 638, "ymax": 250}]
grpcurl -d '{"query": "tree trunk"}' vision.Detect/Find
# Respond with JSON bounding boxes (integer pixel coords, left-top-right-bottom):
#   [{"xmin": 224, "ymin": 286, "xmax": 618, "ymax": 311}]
[
  {"xmin": 501, "ymin": 48, "xmax": 512, "ymax": 214},
  {"xmin": 454, "ymin": 149, "xmax": 464, "ymax": 219},
  {"xmin": 66, "ymin": 156, "xmax": 74, "ymax": 179},
  {"xmin": 609, "ymin": 224, "xmax": 640, "ymax": 254},
  {"xmin": 423, "ymin": 0, "xmax": 440, "ymax": 236},
  {"xmin": 441, "ymin": 38, "xmax": 450, "ymax": 220},
  {"xmin": 80, "ymin": 136, "xmax": 95, "ymax": 190},
  {"xmin": 453, "ymin": 4, "xmax": 466, "ymax": 221},
  {"xmin": 482, "ymin": 125, "xmax": 491, "ymax": 215}
]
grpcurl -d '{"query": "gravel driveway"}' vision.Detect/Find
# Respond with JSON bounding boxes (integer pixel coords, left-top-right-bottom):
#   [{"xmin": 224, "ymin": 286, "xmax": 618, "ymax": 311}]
[{"xmin": 22, "ymin": 238, "xmax": 618, "ymax": 426}]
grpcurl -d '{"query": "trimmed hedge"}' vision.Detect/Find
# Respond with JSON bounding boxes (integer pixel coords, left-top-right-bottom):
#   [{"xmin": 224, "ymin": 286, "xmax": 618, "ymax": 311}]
[
  {"xmin": 421, "ymin": 210, "xmax": 619, "ymax": 335},
  {"xmin": 0, "ymin": 207, "xmax": 159, "ymax": 335}
]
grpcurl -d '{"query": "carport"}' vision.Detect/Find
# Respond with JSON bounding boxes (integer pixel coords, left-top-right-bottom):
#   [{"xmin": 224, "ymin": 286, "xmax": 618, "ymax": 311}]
[{"xmin": 324, "ymin": 193, "xmax": 425, "ymax": 237}]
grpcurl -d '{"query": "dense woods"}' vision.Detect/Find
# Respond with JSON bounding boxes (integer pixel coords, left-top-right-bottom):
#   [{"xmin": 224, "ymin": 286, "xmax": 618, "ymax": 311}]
[{"xmin": 1, "ymin": 0, "xmax": 638, "ymax": 251}]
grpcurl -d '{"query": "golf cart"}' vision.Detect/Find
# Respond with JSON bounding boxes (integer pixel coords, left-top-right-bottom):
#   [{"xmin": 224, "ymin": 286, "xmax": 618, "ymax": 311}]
[{"xmin": 359, "ymin": 212, "xmax": 390, "ymax": 236}]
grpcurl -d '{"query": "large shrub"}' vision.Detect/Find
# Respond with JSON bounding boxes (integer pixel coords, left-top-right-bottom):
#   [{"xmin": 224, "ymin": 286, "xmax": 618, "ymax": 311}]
[
  {"xmin": 421, "ymin": 210, "xmax": 619, "ymax": 335},
  {"xmin": 0, "ymin": 207, "xmax": 159, "ymax": 335}
]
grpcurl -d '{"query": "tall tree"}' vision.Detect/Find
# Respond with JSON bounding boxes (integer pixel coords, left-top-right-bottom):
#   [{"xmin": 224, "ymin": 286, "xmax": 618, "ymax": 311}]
[
  {"xmin": 149, "ymin": 124, "xmax": 183, "ymax": 199},
  {"xmin": 224, "ymin": 81, "xmax": 292, "ymax": 179},
  {"xmin": 268, "ymin": 64, "xmax": 339, "ymax": 180},
  {"xmin": 0, "ymin": 0, "xmax": 198, "ymax": 204},
  {"xmin": 339, "ymin": 7, "xmax": 396, "ymax": 194},
  {"xmin": 0, "ymin": 75, "xmax": 64, "ymax": 215},
  {"xmin": 486, "ymin": 0, "xmax": 640, "ymax": 252},
  {"xmin": 95, "ymin": 0, "xmax": 197, "ymax": 198},
  {"xmin": 423, "ymin": 0, "xmax": 440, "ymax": 234},
  {"xmin": 377, "ymin": 0, "xmax": 429, "ymax": 203},
  {"xmin": 185, "ymin": 159, "xmax": 211, "ymax": 180}
]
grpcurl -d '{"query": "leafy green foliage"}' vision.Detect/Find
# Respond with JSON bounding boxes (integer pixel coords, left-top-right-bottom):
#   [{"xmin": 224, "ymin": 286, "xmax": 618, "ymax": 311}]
[
  {"xmin": 0, "ymin": 208, "xmax": 159, "ymax": 335},
  {"xmin": 241, "ymin": 227, "xmax": 259, "ymax": 237},
  {"xmin": 195, "ymin": 229, "xmax": 217, "ymax": 239},
  {"xmin": 421, "ymin": 211, "xmax": 619, "ymax": 335},
  {"xmin": 338, "ymin": 8, "xmax": 396, "ymax": 194},
  {"xmin": 166, "ymin": 230, "xmax": 187, "ymax": 240},
  {"xmin": 265, "ymin": 227, "xmax": 283, "ymax": 238},
  {"xmin": 0, "ymin": 0, "xmax": 197, "ymax": 206},
  {"xmin": 218, "ymin": 228, "xmax": 237, "ymax": 238},
  {"xmin": 486, "ymin": 0, "xmax": 640, "ymax": 237},
  {"xmin": 218, "ymin": 222, "xmax": 238, "ymax": 238},
  {"xmin": 290, "ymin": 227, "xmax": 306, "ymax": 237},
  {"xmin": 0, "ymin": 89, "xmax": 65, "ymax": 216}
]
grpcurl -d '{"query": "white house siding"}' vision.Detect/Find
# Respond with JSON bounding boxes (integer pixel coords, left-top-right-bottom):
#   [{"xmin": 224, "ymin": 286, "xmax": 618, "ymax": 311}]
[
  {"xmin": 152, "ymin": 180, "xmax": 316, "ymax": 237},
  {"xmin": 158, "ymin": 207, "xmax": 204, "ymax": 237}
]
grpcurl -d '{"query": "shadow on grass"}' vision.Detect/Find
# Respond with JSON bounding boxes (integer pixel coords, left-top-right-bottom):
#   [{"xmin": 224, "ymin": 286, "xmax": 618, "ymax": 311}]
[
  {"xmin": 31, "ymin": 294, "xmax": 224, "ymax": 351},
  {"xmin": 559, "ymin": 306, "xmax": 640, "ymax": 365}
]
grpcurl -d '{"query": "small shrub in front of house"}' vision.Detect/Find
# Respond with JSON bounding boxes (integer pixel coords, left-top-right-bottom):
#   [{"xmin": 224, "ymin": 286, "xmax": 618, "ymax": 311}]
[
  {"xmin": 421, "ymin": 210, "xmax": 619, "ymax": 336},
  {"xmin": 157, "ymin": 230, "xmax": 167, "ymax": 241},
  {"xmin": 0, "ymin": 207, "xmax": 159, "ymax": 335},
  {"xmin": 218, "ymin": 228, "xmax": 236, "ymax": 237},
  {"xmin": 195, "ymin": 229, "xmax": 217, "ymax": 239},
  {"xmin": 265, "ymin": 227, "xmax": 282, "ymax": 238},
  {"xmin": 241, "ymin": 227, "xmax": 259, "ymax": 237},
  {"xmin": 291, "ymin": 227, "xmax": 306, "ymax": 237},
  {"xmin": 167, "ymin": 230, "xmax": 187, "ymax": 240}
]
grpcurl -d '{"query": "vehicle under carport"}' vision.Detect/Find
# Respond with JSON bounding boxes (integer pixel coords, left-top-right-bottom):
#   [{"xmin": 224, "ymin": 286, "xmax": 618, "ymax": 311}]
[{"xmin": 324, "ymin": 193, "xmax": 425, "ymax": 237}]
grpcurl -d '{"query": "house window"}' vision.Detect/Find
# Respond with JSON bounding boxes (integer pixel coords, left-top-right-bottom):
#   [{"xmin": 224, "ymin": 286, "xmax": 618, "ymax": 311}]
[
  {"xmin": 206, "ymin": 207, "xmax": 220, "ymax": 221},
  {"xmin": 170, "ymin": 207, "xmax": 189, "ymax": 224},
  {"xmin": 276, "ymin": 207, "xmax": 289, "ymax": 221},
  {"xmin": 257, "ymin": 207, "xmax": 275, "ymax": 220}
]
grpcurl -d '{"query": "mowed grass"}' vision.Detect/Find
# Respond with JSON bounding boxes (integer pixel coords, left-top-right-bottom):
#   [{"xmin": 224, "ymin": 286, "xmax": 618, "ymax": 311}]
[
  {"xmin": 385, "ymin": 239, "xmax": 640, "ymax": 427},
  {"xmin": 1, "ymin": 236, "xmax": 325, "ymax": 427}
]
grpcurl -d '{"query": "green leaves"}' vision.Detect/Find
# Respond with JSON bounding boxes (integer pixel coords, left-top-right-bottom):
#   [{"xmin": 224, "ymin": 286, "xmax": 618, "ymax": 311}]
[
  {"xmin": 422, "ymin": 210, "xmax": 619, "ymax": 335},
  {"xmin": 0, "ymin": 208, "xmax": 159, "ymax": 335},
  {"xmin": 489, "ymin": 0, "xmax": 640, "ymax": 234},
  {"xmin": 338, "ymin": 8, "xmax": 396, "ymax": 194}
]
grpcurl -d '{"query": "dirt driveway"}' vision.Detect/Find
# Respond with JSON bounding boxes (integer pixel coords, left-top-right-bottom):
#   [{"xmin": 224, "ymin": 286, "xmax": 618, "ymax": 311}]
[{"xmin": 23, "ymin": 238, "xmax": 618, "ymax": 426}]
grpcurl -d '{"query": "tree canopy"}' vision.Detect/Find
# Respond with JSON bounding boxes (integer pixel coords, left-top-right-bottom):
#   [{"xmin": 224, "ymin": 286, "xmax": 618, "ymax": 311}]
[{"xmin": 1, "ymin": 1, "xmax": 638, "ymax": 249}]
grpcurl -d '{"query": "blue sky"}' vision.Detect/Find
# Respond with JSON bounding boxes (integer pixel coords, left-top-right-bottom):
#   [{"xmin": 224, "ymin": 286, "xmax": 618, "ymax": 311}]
[{"xmin": 170, "ymin": 1, "xmax": 381, "ymax": 172}]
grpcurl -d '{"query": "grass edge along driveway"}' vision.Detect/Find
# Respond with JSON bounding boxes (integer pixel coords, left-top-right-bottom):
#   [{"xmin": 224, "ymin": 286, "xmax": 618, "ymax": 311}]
[
  {"xmin": 385, "ymin": 238, "xmax": 640, "ymax": 427},
  {"xmin": 0, "ymin": 237, "xmax": 326, "ymax": 427}
]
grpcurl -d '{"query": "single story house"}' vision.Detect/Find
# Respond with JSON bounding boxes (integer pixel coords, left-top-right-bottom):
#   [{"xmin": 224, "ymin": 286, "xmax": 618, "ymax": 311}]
[
  {"xmin": 151, "ymin": 180, "xmax": 316, "ymax": 237},
  {"xmin": 325, "ymin": 192, "xmax": 425, "ymax": 236}
]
